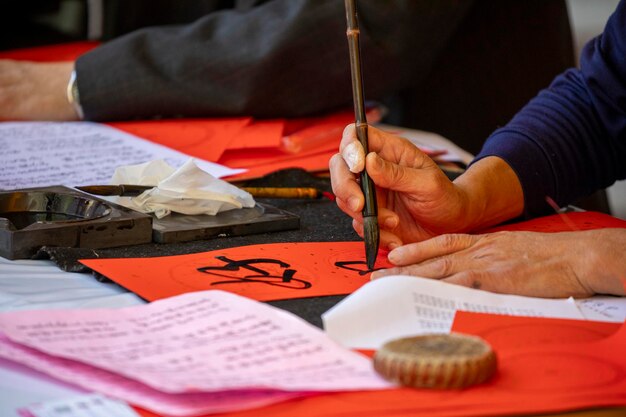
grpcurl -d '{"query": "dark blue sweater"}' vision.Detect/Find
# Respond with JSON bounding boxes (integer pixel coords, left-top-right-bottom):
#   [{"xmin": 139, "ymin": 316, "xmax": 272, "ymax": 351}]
[{"xmin": 474, "ymin": 0, "xmax": 626, "ymax": 217}]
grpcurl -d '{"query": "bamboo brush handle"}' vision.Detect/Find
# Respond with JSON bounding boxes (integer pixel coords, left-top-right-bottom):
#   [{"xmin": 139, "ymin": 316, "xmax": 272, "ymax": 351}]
[{"xmin": 240, "ymin": 187, "xmax": 321, "ymax": 199}]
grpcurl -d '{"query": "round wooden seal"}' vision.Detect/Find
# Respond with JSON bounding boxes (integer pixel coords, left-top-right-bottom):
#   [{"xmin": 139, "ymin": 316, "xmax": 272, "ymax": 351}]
[{"xmin": 373, "ymin": 333, "xmax": 497, "ymax": 389}]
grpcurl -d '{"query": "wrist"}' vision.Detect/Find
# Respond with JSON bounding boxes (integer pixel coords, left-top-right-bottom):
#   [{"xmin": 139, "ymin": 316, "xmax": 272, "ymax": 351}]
[
  {"xmin": 453, "ymin": 156, "xmax": 524, "ymax": 231},
  {"xmin": 579, "ymin": 229, "xmax": 626, "ymax": 296}
]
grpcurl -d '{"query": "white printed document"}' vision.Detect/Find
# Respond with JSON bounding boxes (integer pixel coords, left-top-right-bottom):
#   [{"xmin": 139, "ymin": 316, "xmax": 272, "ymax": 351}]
[
  {"xmin": 322, "ymin": 275, "xmax": 586, "ymax": 349},
  {"xmin": 0, "ymin": 122, "xmax": 243, "ymax": 190}
]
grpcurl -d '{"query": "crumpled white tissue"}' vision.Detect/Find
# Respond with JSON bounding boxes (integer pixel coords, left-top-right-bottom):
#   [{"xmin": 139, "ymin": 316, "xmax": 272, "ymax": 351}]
[{"xmin": 111, "ymin": 159, "xmax": 255, "ymax": 218}]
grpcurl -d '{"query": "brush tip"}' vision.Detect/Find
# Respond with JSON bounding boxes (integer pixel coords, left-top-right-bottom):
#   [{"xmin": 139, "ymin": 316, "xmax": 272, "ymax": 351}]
[{"xmin": 363, "ymin": 215, "xmax": 380, "ymax": 270}]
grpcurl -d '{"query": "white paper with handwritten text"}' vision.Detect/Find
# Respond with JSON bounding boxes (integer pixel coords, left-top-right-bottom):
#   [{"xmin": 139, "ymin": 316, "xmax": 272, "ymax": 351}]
[{"xmin": 0, "ymin": 122, "xmax": 242, "ymax": 190}]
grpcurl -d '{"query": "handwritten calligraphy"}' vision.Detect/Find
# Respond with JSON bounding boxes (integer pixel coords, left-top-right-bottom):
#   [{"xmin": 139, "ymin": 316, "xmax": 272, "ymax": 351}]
[
  {"xmin": 0, "ymin": 122, "xmax": 240, "ymax": 190},
  {"xmin": 0, "ymin": 291, "xmax": 390, "ymax": 395},
  {"xmin": 197, "ymin": 256, "xmax": 312, "ymax": 289},
  {"xmin": 81, "ymin": 242, "xmax": 393, "ymax": 302}
]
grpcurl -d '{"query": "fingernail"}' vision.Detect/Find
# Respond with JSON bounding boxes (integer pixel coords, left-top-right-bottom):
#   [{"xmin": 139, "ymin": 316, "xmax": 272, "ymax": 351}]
[
  {"xmin": 370, "ymin": 270, "xmax": 385, "ymax": 280},
  {"xmin": 344, "ymin": 141, "xmax": 364, "ymax": 173},
  {"xmin": 348, "ymin": 196, "xmax": 360, "ymax": 212},
  {"xmin": 388, "ymin": 248, "xmax": 403, "ymax": 264}
]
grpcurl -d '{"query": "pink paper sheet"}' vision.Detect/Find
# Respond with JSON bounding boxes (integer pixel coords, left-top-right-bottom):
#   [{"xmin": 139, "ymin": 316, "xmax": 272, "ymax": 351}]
[
  {"xmin": 0, "ymin": 333, "xmax": 299, "ymax": 417},
  {"xmin": 0, "ymin": 291, "xmax": 390, "ymax": 416}
]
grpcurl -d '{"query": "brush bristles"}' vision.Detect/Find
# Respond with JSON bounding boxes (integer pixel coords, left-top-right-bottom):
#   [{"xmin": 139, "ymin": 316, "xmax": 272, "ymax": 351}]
[{"xmin": 363, "ymin": 215, "xmax": 380, "ymax": 270}]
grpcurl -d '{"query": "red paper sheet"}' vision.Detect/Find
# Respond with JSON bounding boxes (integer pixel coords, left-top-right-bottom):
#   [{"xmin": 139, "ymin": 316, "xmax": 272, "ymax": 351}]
[
  {"xmin": 280, "ymin": 110, "xmax": 354, "ymax": 153},
  {"xmin": 80, "ymin": 242, "xmax": 392, "ymax": 302},
  {"xmin": 451, "ymin": 311, "xmax": 621, "ymax": 349},
  {"xmin": 218, "ymin": 109, "xmax": 362, "ymax": 179},
  {"xmin": 0, "ymin": 41, "xmax": 98, "ymax": 61},
  {"xmin": 226, "ymin": 119, "xmax": 285, "ymax": 150},
  {"xmin": 482, "ymin": 211, "xmax": 626, "ymax": 233},
  {"xmin": 108, "ymin": 118, "xmax": 253, "ymax": 162},
  {"xmin": 220, "ymin": 148, "xmax": 337, "ymax": 180},
  {"xmin": 107, "ymin": 112, "xmax": 343, "ymax": 177},
  {"xmin": 106, "ymin": 110, "xmax": 347, "ymax": 178}
]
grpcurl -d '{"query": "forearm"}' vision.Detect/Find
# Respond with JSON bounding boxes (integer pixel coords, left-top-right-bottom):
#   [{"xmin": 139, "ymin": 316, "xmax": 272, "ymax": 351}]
[{"xmin": 453, "ymin": 156, "xmax": 524, "ymax": 232}]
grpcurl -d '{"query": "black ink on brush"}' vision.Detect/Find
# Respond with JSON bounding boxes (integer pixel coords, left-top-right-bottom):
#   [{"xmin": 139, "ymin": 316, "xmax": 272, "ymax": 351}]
[
  {"xmin": 345, "ymin": 0, "xmax": 380, "ymax": 269},
  {"xmin": 335, "ymin": 260, "xmax": 382, "ymax": 276}
]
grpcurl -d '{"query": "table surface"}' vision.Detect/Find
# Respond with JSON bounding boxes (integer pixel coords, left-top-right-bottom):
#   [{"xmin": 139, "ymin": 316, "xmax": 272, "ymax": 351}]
[{"xmin": 1, "ymin": 169, "xmax": 624, "ymax": 417}]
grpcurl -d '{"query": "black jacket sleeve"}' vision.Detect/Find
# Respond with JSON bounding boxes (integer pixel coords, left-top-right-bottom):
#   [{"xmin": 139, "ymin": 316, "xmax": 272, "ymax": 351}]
[{"xmin": 75, "ymin": 0, "xmax": 471, "ymax": 121}]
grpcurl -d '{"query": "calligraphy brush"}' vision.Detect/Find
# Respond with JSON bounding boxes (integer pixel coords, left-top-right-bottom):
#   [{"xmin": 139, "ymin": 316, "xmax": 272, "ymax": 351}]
[
  {"xmin": 76, "ymin": 184, "xmax": 332, "ymax": 199},
  {"xmin": 345, "ymin": 0, "xmax": 379, "ymax": 269}
]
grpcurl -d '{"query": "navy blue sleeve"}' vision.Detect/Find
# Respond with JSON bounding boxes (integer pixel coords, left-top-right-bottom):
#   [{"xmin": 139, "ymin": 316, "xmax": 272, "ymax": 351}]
[{"xmin": 473, "ymin": 0, "xmax": 626, "ymax": 217}]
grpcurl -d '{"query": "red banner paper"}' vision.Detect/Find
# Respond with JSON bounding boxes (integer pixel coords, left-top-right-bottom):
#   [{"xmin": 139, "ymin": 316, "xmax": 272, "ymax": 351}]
[{"xmin": 81, "ymin": 242, "xmax": 392, "ymax": 302}]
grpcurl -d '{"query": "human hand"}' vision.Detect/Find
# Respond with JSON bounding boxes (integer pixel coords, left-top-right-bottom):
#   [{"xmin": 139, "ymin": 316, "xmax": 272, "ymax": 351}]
[
  {"xmin": 329, "ymin": 124, "xmax": 477, "ymax": 249},
  {"xmin": 0, "ymin": 60, "xmax": 78, "ymax": 121},
  {"xmin": 372, "ymin": 228, "xmax": 626, "ymax": 298}
]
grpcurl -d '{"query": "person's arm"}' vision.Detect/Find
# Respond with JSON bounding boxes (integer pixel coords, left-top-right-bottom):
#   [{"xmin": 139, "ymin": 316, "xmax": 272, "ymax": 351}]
[
  {"xmin": 332, "ymin": 2, "xmax": 626, "ymax": 299},
  {"xmin": 0, "ymin": 0, "xmax": 473, "ymax": 122},
  {"xmin": 473, "ymin": 0, "xmax": 626, "ymax": 217},
  {"xmin": 0, "ymin": 61, "xmax": 77, "ymax": 121},
  {"xmin": 329, "ymin": 125, "xmax": 524, "ymax": 249},
  {"xmin": 74, "ymin": 0, "xmax": 471, "ymax": 121}
]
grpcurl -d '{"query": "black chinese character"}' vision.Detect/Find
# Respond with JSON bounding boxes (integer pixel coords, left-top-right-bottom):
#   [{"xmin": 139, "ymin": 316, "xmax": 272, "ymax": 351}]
[{"xmin": 197, "ymin": 256, "xmax": 312, "ymax": 289}]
